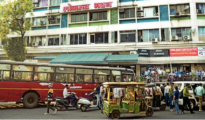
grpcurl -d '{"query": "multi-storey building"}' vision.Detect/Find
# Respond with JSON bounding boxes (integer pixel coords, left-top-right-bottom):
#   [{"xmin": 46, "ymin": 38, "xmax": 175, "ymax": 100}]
[{"xmin": 0, "ymin": 0, "xmax": 205, "ymax": 77}]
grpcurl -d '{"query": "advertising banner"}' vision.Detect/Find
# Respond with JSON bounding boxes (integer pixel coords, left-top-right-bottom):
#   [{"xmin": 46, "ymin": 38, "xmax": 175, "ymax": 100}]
[
  {"xmin": 198, "ymin": 47, "xmax": 205, "ymax": 56},
  {"xmin": 60, "ymin": 0, "xmax": 117, "ymax": 13},
  {"xmin": 138, "ymin": 49, "xmax": 169, "ymax": 57},
  {"xmin": 169, "ymin": 47, "xmax": 198, "ymax": 57}
]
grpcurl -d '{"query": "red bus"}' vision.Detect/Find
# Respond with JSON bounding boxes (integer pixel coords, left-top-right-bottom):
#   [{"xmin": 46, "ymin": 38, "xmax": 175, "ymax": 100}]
[{"xmin": 0, "ymin": 61, "xmax": 134, "ymax": 108}]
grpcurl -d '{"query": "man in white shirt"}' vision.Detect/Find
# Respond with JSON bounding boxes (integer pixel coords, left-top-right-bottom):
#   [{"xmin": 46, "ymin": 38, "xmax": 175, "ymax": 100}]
[
  {"xmin": 164, "ymin": 83, "xmax": 170, "ymax": 106},
  {"xmin": 202, "ymin": 69, "xmax": 205, "ymax": 81},
  {"xmin": 63, "ymin": 84, "xmax": 75, "ymax": 105}
]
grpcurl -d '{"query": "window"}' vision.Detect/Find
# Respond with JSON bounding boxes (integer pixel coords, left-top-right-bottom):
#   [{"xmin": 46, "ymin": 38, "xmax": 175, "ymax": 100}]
[
  {"xmin": 0, "ymin": 64, "xmax": 10, "ymax": 80},
  {"xmin": 171, "ymin": 28, "xmax": 191, "ymax": 40},
  {"xmin": 29, "ymin": 36, "xmax": 47, "ymax": 47},
  {"xmin": 76, "ymin": 69, "xmax": 93, "ymax": 83},
  {"xmin": 90, "ymin": 11, "xmax": 107, "ymax": 21},
  {"xmin": 48, "ymin": 15, "xmax": 60, "ymax": 24},
  {"xmin": 50, "ymin": 0, "xmax": 61, "ymax": 6},
  {"xmin": 90, "ymin": 33, "xmax": 108, "ymax": 44},
  {"xmin": 111, "ymin": 71, "xmax": 121, "ymax": 82},
  {"xmin": 196, "ymin": 4, "xmax": 205, "ymax": 14},
  {"xmin": 24, "ymin": 37, "xmax": 29, "ymax": 46},
  {"xmin": 143, "ymin": 7, "xmax": 158, "ymax": 17},
  {"xmin": 33, "ymin": 0, "xmax": 48, "ymax": 8},
  {"xmin": 111, "ymin": 31, "xmax": 118, "ymax": 43},
  {"xmin": 33, "ymin": 17, "xmax": 47, "ymax": 26},
  {"xmin": 120, "ymin": 31, "xmax": 135, "ymax": 42},
  {"xmin": 71, "ymin": 13, "xmax": 87, "ymax": 22},
  {"xmin": 170, "ymin": 4, "xmax": 190, "ymax": 15},
  {"xmin": 198, "ymin": 27, "xmax": 205, "ymax": 41},
  {"xmin": 120, "ymin": 8, "xmax": 135, "ymax": 18},
  {"xmin": 61, "ymin": 35, "xmax": 67, "ymax": 45},
  {"xmin": 138, "ymin": 29, "xmax": 159, "ymax": 42},
  {"xmin": 48, "ymin": 36, "xmax": 59, "ymax": 46},
  {"xmin": 56, "ymin": 67, "xmax": 74, "ymax": 83},
  {"xmin": 12, "ymin": 65, "xmax": 33, "ymax": 81},
  {"xmin": 35, "ymin": 66, "xmax": 54, "ymax": 82},
  {"xmin": 161, "ymin": 28, "xmax": 170, "ymax": 41},
  {"xmin": 70, "ymin": 34, "xmax": 87, "ymax": 45},
  {"xmin": 94, "ymin": 70, "xmax": 110, "ymax": 83}
]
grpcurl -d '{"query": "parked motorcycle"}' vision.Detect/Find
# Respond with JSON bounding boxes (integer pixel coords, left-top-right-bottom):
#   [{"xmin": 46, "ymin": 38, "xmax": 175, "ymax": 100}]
[
  {"xmin": 54, "ymin": 92, "xmax": 79, "ymax": 110},
  {"xmin": 78, "ymin": 91, "xmax": 101, "ymax": 112}
]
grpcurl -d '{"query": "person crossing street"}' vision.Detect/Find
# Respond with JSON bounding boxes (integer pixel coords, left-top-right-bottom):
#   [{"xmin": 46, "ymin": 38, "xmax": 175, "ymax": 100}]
[{"xmin": 195, "ymin": 83, "xmax": 205, "ymax": 111}]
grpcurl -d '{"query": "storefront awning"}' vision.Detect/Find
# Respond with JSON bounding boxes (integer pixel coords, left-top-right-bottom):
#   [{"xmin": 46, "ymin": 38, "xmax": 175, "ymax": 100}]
[
  {"xmin": 34, "ymin": 56, "xmax": 56, "ymax": 60},
  {"xmin": 106, "ymin": 54, "xmax": 138, "ymax": 63},
  {"xmin": 50, "ymin": 53, "xmax": 109, "ymax": 64}
]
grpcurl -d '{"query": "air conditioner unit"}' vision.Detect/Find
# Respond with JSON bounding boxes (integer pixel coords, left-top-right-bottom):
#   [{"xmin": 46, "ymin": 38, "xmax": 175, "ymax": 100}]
[
  {"xmin": 119, "ymin": 9, "xmax": 124, "ymax": 13},
  {"xmin": 152, "ymin": 38, "xmax": 158, "ymax": 42},
  {"xmin": 137, "ymin": 7, "xmax": 143, "ymax": 11},
  {"xmin": 32, "ymin": 0, "xmax": 39, "ymax": 4},
  {"xmin": 172, "ymin": 36, "xmax": 179, "ymax": 40},
  {"xmin": 137, "ymin": 12, "xmax": 144, "ymax": 17},
  {"xmin": 32, "ymin": 42, "xmax": 38, "ymax": 47},
  {"xmin": 184, "ymin": 6, "xmax": 189, "ymax": 11},
  {"xmin": 130, "ymin": 51, "xmax": 137, "ymax": 54},
  {"xmin": 183, "ymin": 35, "xmax": 190, "ymax": 40},
  {"xmin": 48, "ymin": 16, "xmax": 54, "ymax": 20},
  {"xmin": 197, "ymin": 9, "xmax": 202, "ymax": 14},
  {"xmin": 175, "ymin": 12, "xmax": 181, "ymax": 16}
]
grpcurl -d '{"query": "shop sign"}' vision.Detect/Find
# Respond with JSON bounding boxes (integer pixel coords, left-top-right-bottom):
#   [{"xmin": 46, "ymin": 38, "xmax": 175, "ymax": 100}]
[
  {"xmin": 60, "ymin": 0, "xmax": 117, "ymax": 13},
  {"xmin": 138, "ymin": 49, "xmax": 169, "ymax": 57},
  {"xmin": 169, "ymin": 47, "xmax": 198, "ymax": 57},
  {"xmin": 198, "ymin": 47, "xmax": 205, "ymax": 56}
]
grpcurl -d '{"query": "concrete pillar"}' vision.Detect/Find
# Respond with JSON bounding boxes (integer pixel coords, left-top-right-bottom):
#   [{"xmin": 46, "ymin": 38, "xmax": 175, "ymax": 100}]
[
  {"xmin": 191, "ymin": 63, "xmax": 195, "ymax": 73},
  {"xmin": 136, "ymin": 64, "xmax": 140, "ymax": 76}
]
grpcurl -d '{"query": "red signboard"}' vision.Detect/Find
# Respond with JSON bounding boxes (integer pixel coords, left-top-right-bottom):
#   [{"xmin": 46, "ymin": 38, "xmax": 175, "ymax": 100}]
[{"xmin": 169, "ymin": 47, "xmax": 198, "ymax": 57}]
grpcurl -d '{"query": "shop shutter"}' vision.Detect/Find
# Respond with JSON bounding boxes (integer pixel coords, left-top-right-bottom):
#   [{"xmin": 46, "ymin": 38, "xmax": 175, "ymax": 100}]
[
  {"xmin": 110, "ymin": 9, "xmax": 118, "ymax": 24},
  {"xmin": 61, "ymin": 14, "xmax": 68, "ymax": 28}
]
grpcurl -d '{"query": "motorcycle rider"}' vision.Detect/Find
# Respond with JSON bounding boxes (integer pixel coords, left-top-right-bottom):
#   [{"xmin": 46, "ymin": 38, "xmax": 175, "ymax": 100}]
[{"xmin": 63, "ymin": 84, "xmax": 76, "ymax": 105}]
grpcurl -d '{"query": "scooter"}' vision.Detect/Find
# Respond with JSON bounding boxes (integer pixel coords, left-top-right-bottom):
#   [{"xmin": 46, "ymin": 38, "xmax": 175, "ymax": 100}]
[
  {"xmin": 78, "ymin": 91, "xmax": 101, "ymax": 112},
  {"xmin": 54, "ymin": 92, "xmax": 79, "ymax": 110}
]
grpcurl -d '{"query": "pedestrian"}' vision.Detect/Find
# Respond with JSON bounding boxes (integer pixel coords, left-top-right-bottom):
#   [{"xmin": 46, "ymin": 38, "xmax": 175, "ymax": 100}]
[
  {"xmin": 100, "ymin": 85, "xmax": 106, "ymax": 113},
  {"xmin": 155, "ymin": 84, "xmax": 163, "ymax": 107},
  {"xmin": 164, "ymin": 83, "xmax": 170, "ymax": 106},
  {"xmin": 195, "ymin": 83, "xmax": 205, "ymax": 111},
  {"xmin": 161, "ymin": 84, "xmax": 166, "ymax": 101},
  {"xmin": 96, "ymin": 83, "xmax": 101, "ymax": 106},
  {"xmin": 172, "ymin": 86, "xmax": 179, "ymax": 115},
  {"xmin": 202, "ymin": 69, "xmax": 205, "ymax": 81},
  {"xmin": 44, "ymin": 84, "xmax": 57, "ymax": 115},
  {"xmin": 169, "ymin": 83, "xmax": 174, "ymax": 111},
  {"xmin": 181, "ymin": 84, "xmax": 195, "ymax": 114}
]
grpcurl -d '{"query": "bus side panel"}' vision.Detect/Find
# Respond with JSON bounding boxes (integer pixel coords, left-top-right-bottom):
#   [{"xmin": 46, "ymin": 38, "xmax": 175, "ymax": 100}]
[
  {"xmin": 0, "ymin": 81, "xmax": 9, "ymax": 102},
  {"xmin": 7, "ymin": 82, "xmax": 23, "ymax": 101}
]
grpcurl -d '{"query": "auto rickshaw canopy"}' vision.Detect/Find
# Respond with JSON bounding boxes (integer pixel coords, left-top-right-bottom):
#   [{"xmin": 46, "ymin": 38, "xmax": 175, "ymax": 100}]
[{"xmin": 103, "ymin": 82, "xmax": 147, "ymax": 88}]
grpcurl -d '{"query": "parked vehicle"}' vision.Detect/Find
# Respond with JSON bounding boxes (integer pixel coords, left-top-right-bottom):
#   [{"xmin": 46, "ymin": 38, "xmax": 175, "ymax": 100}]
[
  {"xmin": 174, "ymin": 81, "xmax": 205, "ymax": 110},
  {"xmin": 78, "ymin": 91, "xmax": 101, "ymax": 112},
  {"xmin": 145, "ymin": 84, "xmax": 166, "ymax": 110},
  {"xmin": 54, "ymin": 92, "xmax": 79, "ymax": 110},
  {"xmin": 102, "ymin": 82, "xmax": 154, "ymax": 119}
]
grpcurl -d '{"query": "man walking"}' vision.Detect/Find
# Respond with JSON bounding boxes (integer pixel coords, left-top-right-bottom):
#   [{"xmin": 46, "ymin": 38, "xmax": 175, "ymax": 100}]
[
  {"xmin": 202, "ymin": 69, "xmax": 205, "ymax": 81},
  {"xmin": 181, "ymin": 84, "xmax": 195, "ymax": 114},
  {"xmin": 164, "ymin": 83, "xmax": 170, "ymax": 106},
  {"xmin": 161, "ymin": 84, "xmax": 165, "ymax": 101},
  {"xmin": 169, "ymin": 83, "xmax": 174, "ymax": 111},
  {"xmin": 172, "ymin": 86, "xmax": 179, "ymax": 115},
  {"xmin": 195, "ymin": 83, "xmax": 205, "ymax": 111}
]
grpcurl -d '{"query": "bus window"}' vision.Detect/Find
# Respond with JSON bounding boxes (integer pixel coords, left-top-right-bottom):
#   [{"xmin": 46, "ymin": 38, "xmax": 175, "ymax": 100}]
[
  {"xmin": 76, "ymin": 69, "xmax": 93, "ymax": 83},
  {"xmin": 12, "ymin": 65, "xmax": 33, "ymax": 81},
  {"xmin": 94, "ymin": 70, "xmax": 110, "ymax": 83},
  {"xmin": 35, "ymin": 66, "xmax": 54, "ymax": 82},
  {"xmin": 56, "ymin": 67, "xmax": 74, "ymax": 83},
  {"xmin": 0, "ymin": 64, "xmax": 10, "ymax": 80},
  {"xmin": 111, "ymin": 71, "xmax": 121, "ymax": 82}
]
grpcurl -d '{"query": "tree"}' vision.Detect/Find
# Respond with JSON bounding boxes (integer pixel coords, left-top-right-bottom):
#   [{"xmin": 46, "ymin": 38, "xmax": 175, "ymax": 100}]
[{"xmin": 0, "ymin": 0, "xmax": 33, "ymax": 61}]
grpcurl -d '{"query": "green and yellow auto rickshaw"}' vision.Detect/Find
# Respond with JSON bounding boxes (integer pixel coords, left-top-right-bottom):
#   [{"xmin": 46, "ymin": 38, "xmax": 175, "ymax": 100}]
[{"xmin": 102, "ymin": 82, "xmax": 154, "ymax": 119}]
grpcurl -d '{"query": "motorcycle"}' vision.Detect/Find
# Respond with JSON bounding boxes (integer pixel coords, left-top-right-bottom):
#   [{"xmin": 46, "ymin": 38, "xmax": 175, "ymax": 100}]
[
  {"xmin": 54, "ymin": 92, "xmax": 79, "ymax": 110},
  {"xmin": 78, "ymin": 91, "xmax": 101, "ymax": 112}
]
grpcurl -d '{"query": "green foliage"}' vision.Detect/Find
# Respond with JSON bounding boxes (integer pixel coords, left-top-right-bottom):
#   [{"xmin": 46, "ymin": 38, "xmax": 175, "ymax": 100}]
[
  {"xmin": 136, "ymin": 75, "xmax": 145, "ymax": 82},
  {"xmin": 0, "ymin": 0, "xmax": 33, "ymax": 61}
]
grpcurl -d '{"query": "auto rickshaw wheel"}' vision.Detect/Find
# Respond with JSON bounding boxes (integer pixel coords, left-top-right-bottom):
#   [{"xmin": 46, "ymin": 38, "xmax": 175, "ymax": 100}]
[
  {"xmin": 146, "ymin": 107, "xmax": 154, "ymax": 117},
  {"xmin": 80, "ymin": 105, "xmax": 87, "ymax": 112},
  {"xmin": 111, "ymin": 110, "xmax": 120, "ymax": 119},
  {"xmin": 160, "ymin": 104, "xmax": 166, "ymax": 110}
]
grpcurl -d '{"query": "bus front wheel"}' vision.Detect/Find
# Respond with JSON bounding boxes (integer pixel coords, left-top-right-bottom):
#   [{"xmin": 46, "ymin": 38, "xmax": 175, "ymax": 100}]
[{"xmin": 23, "ymin": 92, "xmax": 39, "ymax": 108}]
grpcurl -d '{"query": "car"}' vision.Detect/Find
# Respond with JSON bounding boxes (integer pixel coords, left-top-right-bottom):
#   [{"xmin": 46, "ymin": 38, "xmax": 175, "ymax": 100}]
[{"xmin": 174, "ymin": 81, "xmax": 205, "ymax": 110}]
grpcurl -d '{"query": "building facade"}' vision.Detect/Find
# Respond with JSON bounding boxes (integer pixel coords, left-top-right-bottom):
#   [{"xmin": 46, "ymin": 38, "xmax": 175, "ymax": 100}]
[{"xmin": 0, "ymin": 0, "xmax": 205, "ymax": 77}]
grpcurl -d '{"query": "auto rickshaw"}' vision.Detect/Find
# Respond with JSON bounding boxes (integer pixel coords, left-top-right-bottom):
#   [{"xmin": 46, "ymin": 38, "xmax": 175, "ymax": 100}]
[
  {"xmin": 102, "ymin": 82, "xmax": 154, "ymax": 119},
  {"xmin": 145, "ymin": 84, "xmax": 166, "ymax": 110}
]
